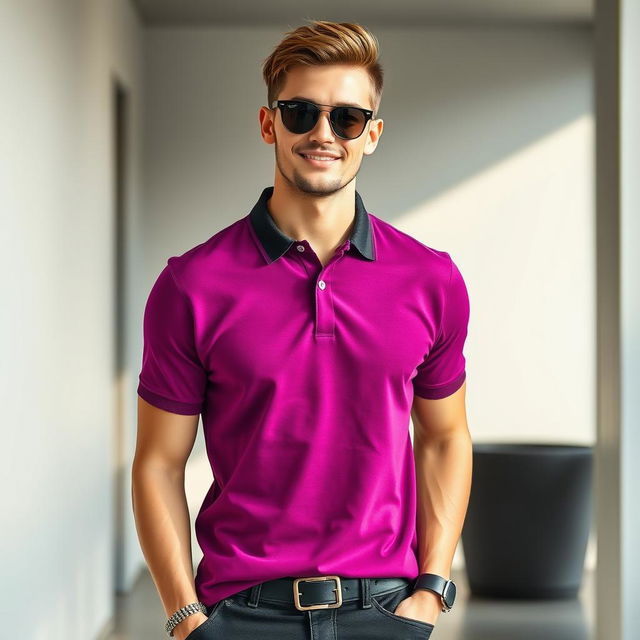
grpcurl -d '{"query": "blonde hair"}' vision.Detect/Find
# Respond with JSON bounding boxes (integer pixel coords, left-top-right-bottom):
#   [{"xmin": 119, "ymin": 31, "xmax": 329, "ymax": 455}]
[{"xmin": 262, "ymin": 20, "xmax": 384, "ymax": 117}]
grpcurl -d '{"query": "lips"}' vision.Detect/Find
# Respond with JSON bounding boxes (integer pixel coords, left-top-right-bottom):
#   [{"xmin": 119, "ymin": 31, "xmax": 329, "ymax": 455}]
[{"xmin": 298, "ymin": 152, "xmax": 341, "ymax": 167}]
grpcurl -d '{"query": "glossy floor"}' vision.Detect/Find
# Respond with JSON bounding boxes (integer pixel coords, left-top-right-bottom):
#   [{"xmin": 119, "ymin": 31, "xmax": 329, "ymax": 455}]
[{"xmin": 105, "ymin": 568, "xmax": 595, "ymax": 639}]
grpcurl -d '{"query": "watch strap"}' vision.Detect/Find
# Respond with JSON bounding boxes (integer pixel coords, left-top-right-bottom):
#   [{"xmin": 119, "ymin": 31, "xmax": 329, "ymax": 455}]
[{"xmin": 413, "ymin": 573, "xmax": 456, "ymax": 612}]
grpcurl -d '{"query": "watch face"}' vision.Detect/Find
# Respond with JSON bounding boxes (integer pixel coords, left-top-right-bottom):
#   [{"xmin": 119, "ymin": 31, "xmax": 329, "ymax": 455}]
[{"xmin": 443, "ymin": 580, "xmax": 457, "ymax": 607}]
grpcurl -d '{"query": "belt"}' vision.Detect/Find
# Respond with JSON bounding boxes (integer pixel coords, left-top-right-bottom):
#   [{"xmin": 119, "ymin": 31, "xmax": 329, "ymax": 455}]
[{"xmin": 234, "ymin": 575, "xmax": 413, "ymax": 611}]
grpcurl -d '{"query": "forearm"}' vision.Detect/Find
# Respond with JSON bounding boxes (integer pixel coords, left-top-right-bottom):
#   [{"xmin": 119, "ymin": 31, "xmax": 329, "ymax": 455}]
[
  {"xmin": 131, "ymin": 463, "xmax": 200, "ymax": 618},
  {"xmin": 413, "ymin": 429, "xmax": 473, "ymax": 578}
]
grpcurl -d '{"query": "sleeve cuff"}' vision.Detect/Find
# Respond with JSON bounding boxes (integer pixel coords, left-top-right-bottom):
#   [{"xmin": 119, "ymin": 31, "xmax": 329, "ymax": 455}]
[
  {"xmin": 137, "ymin": 382, "xmax": 203, "ymax": 415},
  {"xmin": 413, "ymin": 370, "xmax": 466, "ymax": 400}
]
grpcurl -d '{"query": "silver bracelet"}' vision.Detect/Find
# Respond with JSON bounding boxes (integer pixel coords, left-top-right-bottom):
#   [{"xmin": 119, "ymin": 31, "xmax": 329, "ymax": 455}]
[{"xmin": 165, "ymin": 601, "xmax": 208, "ymax": 637}]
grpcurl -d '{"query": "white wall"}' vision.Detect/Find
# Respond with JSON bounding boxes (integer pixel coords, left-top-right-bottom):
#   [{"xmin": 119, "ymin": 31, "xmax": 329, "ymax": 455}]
[
  {"xmin": 0, "ymin": 10, "xmax": 595, "ymax": 639},
  {"xmin": 143, "ymin": 24, "xmax": 595, "ymax": 573},
  {"xmin": 0, "ymin": 1, "xmax": 144, "ymax": 639},
  {"xmin": 621, "ymin": 1, "xmax": 640, "ymax": 632}
]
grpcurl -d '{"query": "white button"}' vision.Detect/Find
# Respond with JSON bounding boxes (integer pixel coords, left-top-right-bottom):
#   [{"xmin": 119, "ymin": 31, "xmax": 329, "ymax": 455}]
[
  {"xmin": 297, "ymin": 245, "xmax": 305, "ymax": 252},
  {"xmin": 318, "ymin": 280, "xmax": 326, "ymax": 290}
]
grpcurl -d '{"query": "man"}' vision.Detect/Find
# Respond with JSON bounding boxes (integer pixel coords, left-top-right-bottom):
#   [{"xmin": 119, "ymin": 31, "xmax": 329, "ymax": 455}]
[{"xmin": 133, "ymin": 19, "xmax": 471, "ymax": 640}]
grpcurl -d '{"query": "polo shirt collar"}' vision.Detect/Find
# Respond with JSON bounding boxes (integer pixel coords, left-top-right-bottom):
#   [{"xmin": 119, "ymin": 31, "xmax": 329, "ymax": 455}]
[{"xmin": 249, "ymin": 186, "xmax": 376, "ymax": 263}]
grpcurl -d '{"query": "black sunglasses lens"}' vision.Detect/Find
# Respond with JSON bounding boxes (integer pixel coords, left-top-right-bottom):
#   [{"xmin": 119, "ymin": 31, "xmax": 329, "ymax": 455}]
[
  {"xmin": 331, "ymin": 107, "xmax": 367, "ymax": 139},
  {"xmin": 280, "ymin": 102, "xmax": 367, "ymax": 139},
  {"xmin": 281, "ymin": 102, "xmax": 318, "ymax": 135}
]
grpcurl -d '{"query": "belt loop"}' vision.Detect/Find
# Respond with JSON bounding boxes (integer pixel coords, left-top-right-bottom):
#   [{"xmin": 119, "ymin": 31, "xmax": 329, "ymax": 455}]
[
  {"xmin": 247, "ymin": 582, "xmax": 262, "ymax": 608},
  {"xmin": 360, "ymin": 578, "xmax": 372, "ymax": 609}
]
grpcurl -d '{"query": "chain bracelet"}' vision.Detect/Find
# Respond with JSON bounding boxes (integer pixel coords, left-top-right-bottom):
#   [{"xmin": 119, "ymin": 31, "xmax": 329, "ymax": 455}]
[{"xmin": 165, "ymin": 601, "xmax": 208, "ymax": 637}]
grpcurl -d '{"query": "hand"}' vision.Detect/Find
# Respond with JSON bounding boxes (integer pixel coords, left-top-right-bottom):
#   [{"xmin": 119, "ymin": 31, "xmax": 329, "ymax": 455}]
[
  {"xmin": 393, "ymin": 589, "xmax": 442, "ymax": 627},
  {"xmin": 172, "ymin": 611, "xmax": 208, "ymax": 640}
]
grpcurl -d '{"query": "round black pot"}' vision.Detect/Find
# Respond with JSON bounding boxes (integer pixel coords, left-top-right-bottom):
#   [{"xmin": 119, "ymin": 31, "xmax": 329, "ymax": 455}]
[{"xmin": 461, "ymin": 443, "xmax": 593, "ymax": 599}]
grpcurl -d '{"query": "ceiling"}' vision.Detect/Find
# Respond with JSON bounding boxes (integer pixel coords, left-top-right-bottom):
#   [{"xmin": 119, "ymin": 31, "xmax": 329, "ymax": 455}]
[{"xmin": 131, "ymin": 0, "xmax": 593, "ymax": 27}]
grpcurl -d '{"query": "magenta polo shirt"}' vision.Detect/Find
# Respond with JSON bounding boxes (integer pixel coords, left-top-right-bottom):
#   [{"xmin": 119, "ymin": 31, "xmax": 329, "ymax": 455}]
[{"xmin": 137, "ymin": 185, "xmax": 470, "ymax": 607}]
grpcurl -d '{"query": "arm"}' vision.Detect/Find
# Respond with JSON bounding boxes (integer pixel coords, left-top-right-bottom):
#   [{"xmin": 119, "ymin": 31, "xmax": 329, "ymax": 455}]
[
  {"xmin": 131, "ymin": 397, "xmax": 207, "ymax": 640},
  {"xmin": 412, "ymin": 379, "xmax": 471, "ymax": 579},
  {"xmin": 394, "ymin": 381, "xmax": 472, "ymax": 626},
  {"xmin": 393, "ymin": 253, "xmax": 471, "ymax": 625}
]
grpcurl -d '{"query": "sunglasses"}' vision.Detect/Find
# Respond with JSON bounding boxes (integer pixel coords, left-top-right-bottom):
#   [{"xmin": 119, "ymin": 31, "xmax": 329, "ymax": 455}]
[{"xmin": 270, "ymin": 99, "xmax": 375, "ymax": 140}]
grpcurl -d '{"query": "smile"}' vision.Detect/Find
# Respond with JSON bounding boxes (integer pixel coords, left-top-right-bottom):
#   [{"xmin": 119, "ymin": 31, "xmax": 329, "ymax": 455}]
[{"xmin": 298, "ymin": 153, "xmax": 340, "ymax": 166}]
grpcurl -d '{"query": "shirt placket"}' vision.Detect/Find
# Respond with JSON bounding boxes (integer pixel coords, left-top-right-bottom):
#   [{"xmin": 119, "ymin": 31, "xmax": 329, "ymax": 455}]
[{"xmin": 292, "ymin": 238, "xmax": 351, "ymax": 339}]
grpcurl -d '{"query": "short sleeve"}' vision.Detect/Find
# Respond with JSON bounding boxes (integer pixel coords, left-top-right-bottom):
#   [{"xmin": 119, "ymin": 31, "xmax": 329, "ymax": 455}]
[
  {"xmin": 412, "ymin": 254, "xmax": 470, "ymax": 399},
  {"xmin": 136, "ymin": 262, "xmax": 207, "ymax": 415}
]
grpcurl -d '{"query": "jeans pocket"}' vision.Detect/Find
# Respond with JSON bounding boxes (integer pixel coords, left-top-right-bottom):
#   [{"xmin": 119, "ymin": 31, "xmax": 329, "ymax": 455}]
[
  {"xmin": 371, "ymin": 586, "xmax": 435, "ymax": 635},
  {"xmin": 183, "ymin": 598, "xmax": 228, "ymax": 639}
]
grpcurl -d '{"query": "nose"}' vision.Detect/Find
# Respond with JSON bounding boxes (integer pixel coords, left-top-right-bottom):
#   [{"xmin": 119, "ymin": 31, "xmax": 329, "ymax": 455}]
[{"xmin": 308, "ymin": 109, "xmax": 335, "ymax": 143}]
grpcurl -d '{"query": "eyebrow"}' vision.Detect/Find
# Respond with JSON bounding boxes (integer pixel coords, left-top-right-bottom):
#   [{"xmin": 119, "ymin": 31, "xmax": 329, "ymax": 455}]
[{"xmin": 287, "ymin": 96, "xmax": 367, "ymax": 110}]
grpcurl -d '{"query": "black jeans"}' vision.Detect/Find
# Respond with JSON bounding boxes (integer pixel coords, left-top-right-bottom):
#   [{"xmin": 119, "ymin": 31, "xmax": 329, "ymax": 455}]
[{"xmin": 185, "ymin": 577, "xmax": 435, "ymax": 639}]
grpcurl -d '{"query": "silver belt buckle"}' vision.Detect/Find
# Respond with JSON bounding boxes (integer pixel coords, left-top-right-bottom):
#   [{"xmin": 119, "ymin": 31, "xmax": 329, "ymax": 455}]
[{"xmin": 293, "ymin": 576, "xmax": 343, "ymax": 611}]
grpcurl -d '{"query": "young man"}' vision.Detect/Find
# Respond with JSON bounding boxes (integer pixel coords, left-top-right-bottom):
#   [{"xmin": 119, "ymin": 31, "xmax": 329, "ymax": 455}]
[{"xmin": 133, "ymin": 20, "xmax": 471, "ymax": 640}]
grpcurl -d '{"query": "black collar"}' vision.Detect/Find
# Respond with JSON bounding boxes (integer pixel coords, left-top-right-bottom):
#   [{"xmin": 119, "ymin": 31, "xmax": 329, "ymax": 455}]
[{"xmin": 249, "ymin": 186, "xmax": 376, "ymax": 263}]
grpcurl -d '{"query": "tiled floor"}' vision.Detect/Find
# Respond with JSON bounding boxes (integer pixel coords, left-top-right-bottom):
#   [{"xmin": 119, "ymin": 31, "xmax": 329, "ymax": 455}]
[{"xmin": 107, "ymin": 568, "xmax": 594, "ymax": 639}]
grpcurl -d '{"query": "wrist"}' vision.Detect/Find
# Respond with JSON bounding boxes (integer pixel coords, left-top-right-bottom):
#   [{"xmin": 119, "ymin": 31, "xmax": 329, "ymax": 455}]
[
  {"xmin": 165, "ymin": 601, "xmax": 208, "ymax": 638},
  {"xmin": 412, "ymin": 588, "xmax": 443, "ymax": 607},
  {"xmin": 172, "ymin": 612, "xmax": 207, "ymax": 640},
  {"xmin": 413, "ymin": 572, "xmax": 457, "ymax": 612}
]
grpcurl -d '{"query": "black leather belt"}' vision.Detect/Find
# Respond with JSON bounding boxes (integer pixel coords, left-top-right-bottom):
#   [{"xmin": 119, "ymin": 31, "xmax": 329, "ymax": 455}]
[{"xmin": 234, "ymin": 575, "xmax": 412, "ymax": 611}]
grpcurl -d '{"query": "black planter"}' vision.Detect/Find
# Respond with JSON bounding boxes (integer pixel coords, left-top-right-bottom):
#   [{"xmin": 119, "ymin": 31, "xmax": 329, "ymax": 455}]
[{"xmin": 461, "ymin": 443, "xmax": 593, "ymax": 599}]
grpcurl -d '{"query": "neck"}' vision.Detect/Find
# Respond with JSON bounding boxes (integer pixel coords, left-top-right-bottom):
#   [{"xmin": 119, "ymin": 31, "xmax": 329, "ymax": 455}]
[{"xmin": 267, "ymin": 174, "xmax": 356, "ymax": 257}]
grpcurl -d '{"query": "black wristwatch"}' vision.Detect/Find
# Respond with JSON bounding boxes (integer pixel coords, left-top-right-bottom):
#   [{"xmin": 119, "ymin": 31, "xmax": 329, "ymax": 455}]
[{"xmin": 412, "ymin": 573, "xmax": 457, "ymax": 613}]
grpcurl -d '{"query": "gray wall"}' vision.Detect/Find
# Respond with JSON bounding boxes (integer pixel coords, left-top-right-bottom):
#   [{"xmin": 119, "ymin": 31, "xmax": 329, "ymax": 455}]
[
  {"xmin": 143, "ymin": 24, "xmax": 595, "ymax": 572},
  {"xmin": 0, "ymin": 1, "xmax": 145, "ymax": 638},
  {"xmin": 594, "ymin": 0, "xmax": 640, "ymax": 636},
  {"xmin": 621, "ymin": 1, "xmax": 640, "ymax": 630}
]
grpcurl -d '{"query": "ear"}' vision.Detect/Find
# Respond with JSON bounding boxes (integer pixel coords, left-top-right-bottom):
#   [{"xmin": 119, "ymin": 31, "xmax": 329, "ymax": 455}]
[
  {"xmin": 259, "ymin": 106, "xmax": 277, "ymax": 145},
  {"xmin": 363, "ymin": 118, "xmax": 383, "ymax": 156}
]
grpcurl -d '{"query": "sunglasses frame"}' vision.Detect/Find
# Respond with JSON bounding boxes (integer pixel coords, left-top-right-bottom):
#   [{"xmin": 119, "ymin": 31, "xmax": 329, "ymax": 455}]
[{"xmin": 270, "ymin": 99, "xmax": 375, "ymax": 140}]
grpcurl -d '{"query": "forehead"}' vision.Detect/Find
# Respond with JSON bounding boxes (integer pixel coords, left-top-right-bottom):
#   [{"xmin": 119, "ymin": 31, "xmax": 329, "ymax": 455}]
[{"xmin": 279, "ymin": 64, "xmax": 373, "ymax": 110}]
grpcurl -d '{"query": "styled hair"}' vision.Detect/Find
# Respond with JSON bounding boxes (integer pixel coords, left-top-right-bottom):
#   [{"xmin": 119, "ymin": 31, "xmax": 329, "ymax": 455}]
[{"xmin": 262, "ymin": 20, "xmax": 384, "ymax": 117}]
